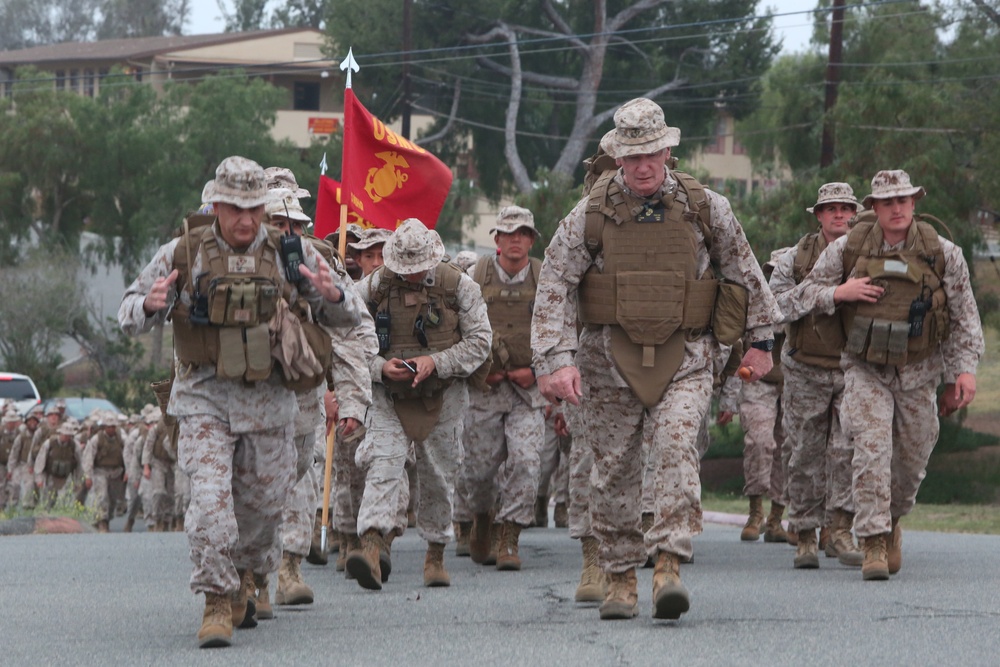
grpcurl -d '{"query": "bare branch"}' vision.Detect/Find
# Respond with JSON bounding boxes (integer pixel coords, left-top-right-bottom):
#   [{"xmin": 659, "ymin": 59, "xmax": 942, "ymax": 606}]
[
  {"xmin": 476, "ymin": 56, "xmax": 579, "ymax": 90},
  {"xmin": 971, "ymin": 0, "xmax": 1000, "ymax": 26},
  {"xmin": 608, "ymin": 0, "xmax": 670, "ymax": 33},
  {"xmin": 541, "ymin": 0, "xmax": 588, "ymax": 51},
  {"xmin": 416, "ymin": 78, "xmax": 462, "ymax": 146}
]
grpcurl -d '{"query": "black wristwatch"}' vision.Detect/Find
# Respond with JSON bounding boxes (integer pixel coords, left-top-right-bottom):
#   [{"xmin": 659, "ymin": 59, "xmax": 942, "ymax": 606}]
[{"xmin": 750, "ymin": 339, "xmax": 774, "ymax": 352}]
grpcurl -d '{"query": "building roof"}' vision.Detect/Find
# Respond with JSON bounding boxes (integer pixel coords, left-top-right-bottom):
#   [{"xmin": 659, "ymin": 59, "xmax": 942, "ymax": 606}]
[{"xmin": 0, "ymin": 28, "xmax": 321, "ymax": 66}]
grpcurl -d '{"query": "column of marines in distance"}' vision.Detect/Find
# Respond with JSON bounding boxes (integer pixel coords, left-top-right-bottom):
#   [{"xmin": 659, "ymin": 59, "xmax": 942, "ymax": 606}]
[{"xmin": 0, "ymin": 96, "xmax": 980, "ymax": 648}]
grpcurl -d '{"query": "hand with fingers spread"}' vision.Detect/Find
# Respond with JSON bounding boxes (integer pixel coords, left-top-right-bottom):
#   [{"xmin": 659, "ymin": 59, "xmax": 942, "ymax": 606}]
[
  {"xmin": 300, "ymin": 261, "xmax": 344, "ymax": 304},
  {"xmin": 143, "ymin": 269, "xmax": 179, "ymax": 315}
]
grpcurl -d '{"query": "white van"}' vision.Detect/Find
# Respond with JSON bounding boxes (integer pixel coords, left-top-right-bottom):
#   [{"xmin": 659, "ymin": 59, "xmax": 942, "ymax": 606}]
[{"xmin": 0, "ymin": 372, "xmax": 42, "ymax": 414}]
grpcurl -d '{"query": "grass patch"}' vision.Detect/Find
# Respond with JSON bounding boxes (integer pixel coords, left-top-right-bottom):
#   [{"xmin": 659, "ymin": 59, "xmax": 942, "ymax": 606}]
[{"xmin": 0, "ymin": 493, "xmax": 98, "ymax": 524}]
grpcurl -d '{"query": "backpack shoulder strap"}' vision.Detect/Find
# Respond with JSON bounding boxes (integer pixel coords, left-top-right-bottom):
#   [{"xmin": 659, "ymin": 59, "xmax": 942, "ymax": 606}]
[{"xmin": 672, "ymin": 170, "xmax": 713, "ymax": 251}]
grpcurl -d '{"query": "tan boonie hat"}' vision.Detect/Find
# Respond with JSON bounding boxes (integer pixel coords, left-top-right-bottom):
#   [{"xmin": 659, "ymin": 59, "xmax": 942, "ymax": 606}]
[
  {"xmin": 807, "ymin": 182, "xmax": 859, "ymax": 214},
  {"xmin": 453, "ymin": 250, "xmax": 479, "ymax": 271},
  {"xmin": 263, "ymin": 166, "xmax": 311, "ymax": 198},
  {"xmin": 324, "ymin": 222, "xmax": 363, "ymax": 246},
  {"xmin": 601, "ymin": 98, "xmax": 681, "ymax": 159},
  {"xmin": 44, "ymin": 404, "xmax": 60, "ymax": 416},
  {"xmin": 57, "ymin": 422, "xmax": 77, "ymax": 437},
  {"xmin": 862, "ymin": 169, "xmax": 926, "ymax": 208},
  {"xmin": 2, "ymin": 412, "xmax": 19, "ymax": 424},
  {"xmin": 489, "ymin": 205, "xmax": 539, "ymax": 237},
  {"xmin": 383, "ymin": 218, "xmax": 446, "ymax": 275},
  {"xmin": 201, "ymin": 156, "xmax": 269, "ymax": 208},
  {"xmin": 265, "ymin": 188, "xmax": 312, "ymax": 224},
  {"xmin": 349, "ymin": 227, "xmax": 393, "ymax": 251}
]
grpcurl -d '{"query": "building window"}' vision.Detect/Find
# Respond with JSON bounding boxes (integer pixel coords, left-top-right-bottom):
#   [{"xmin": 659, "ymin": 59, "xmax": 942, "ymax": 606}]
[
  {"xmin": 69, "ymin": 69, "xmax": 79, "ymax": 93},
  {"xmin": 704, "ymin": 118, "xmax": 727, "ymax": 154},
  {"xmin": 55, "ymin": 70, "xmax": 66, "ymax": 91},
  {"xmin": 733, "ymin": 136, "xmax": 747, "ymax": 155},
  {"xmin": 84, "ymin": 69, "xmax": 95, "ymax": 97},
  {"xmin": 293, "ymin": 81, "xmax": 320, "ymax": 111}
]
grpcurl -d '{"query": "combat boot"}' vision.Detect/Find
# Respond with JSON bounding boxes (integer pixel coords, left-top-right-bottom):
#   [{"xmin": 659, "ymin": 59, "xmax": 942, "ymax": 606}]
[
  {"xmin": 888, "ymin": 517, "xmax": 902, "ymax": 574},
  {"xmin": 197, "ymin": 592, "xmax": 233, "ymax": 649},
  {"xmin": 599, "ymin": 569, "xmax": 638, "ymax": 620},
  {"xmin": 340, "ymin": 533, "xmax": 359, "ymax": 574},
  {"xmin": 652, "ymin": 551, "xmax": 690, "ymax": 620},
  {"xmin": 533, "ymin": 495, "xmax": 549, "ymax": 527},
  {"xmin": 793, "ymin": 529, "xmax": 819, "ymax": 569},
  {"xmin": 819, "ymin": 524, "xmax": 830, "ymax": 552},
  {"xmin": 231, "ymin": 569, "xmax": 257, "ymax": 629},
  {"xmin": 276, "ymin": 552, "xmax": 314, "ymax": 605},
  {"xmin": 786, "ymin": 528, "xmax": 798, "ymax": 547},
  {"xmin": 862, "ymin": 533, "xmax": 890, "ymax": 581},
  {"xmin": 423, "ymin": 542, "xmax": 451, "ymax": 587},
  {"xmin": 553, "ymin": 502, "xmax": 568, "ymax": 528},
  {"xmin": 641, "ymin": 513, "xmax": 654, "ymax": 568},
  {"xmin": 380, "ymin": 531, "xmax": 395, "ymax": 583},
  {"xmin": 486, "ymin": 523, "xmax": 503, "ymax": 566},
  {"xmin": 741, "ymin": 495, "xmax": 765, "ymax": 542},
  {"xmin": 763, "ymin": 502, "xmax": 788, "ymax": 543},
  {"xmin": 454, "ymin": 521, "xmax": 472, "ymax": 557},
  {"xmin": 469, "ymin": 512, "xmax": 493, "ymax": 564},
  {"xmin": 825, "ymin": 508, "xmax": 863, "ymax": 567},
  {"xmin": 496, "ymin": 521, "xmax": 523, "ymax": 571},
  {"xmin": 306, "ymin": 509, "xmax": 328, "ymax": 566},
  {"xmin": 346, "ymin": 529, "xmax": 383, "ymax": 590},
  {"xmin": 575, "ymin": 536, "xmax": 606, "ymax": 603},
  {"xmin": 252, "ymin": 572, "xmax": 273, "ymax": 620},
  {"xmin": 123, "ymin": 516, "xmax": 135, "ymax": 533},
  {"xmin": 96, "ymin": 519, "xmax": 110, "ymax": 533}
]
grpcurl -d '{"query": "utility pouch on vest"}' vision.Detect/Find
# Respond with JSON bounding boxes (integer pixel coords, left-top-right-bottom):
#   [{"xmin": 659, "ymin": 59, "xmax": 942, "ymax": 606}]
[
  {"xmin": 886, "ymin": 321, "xmax": 909, "ymax": 366},
  {"xmin": 712, "ymin": 281, "xmax": 748, "ymax": 346},
  {"xmin": 244, "ymin": 323, "xmax": 272, "ymax": 382},
  {"xmin": 867, "ymin": 319, "xmax": 891, "ymax": 365},
  {"xmin": 218, "ymin": 328, "xmax": 248, "ymax": 378},
  {"xmin": 151, "ymin": 377, "xmax": 173, "ymax": 415},
  {"xmin": 51, "ymin": 459, "xmax": 72, "ymax": 478},
  {"xmin": 845, "ymin": 315, "xmax": 872, "ymax": 356},
  {"xmin": 392, "ymin": 395, "xmax": 445, "ymax": 442},
  {"xmin": 208, "ymin": 282, "xmax": 230, "ymax": 325},
  {"xmin": 616, "ymin": 271, "xmax": 684, "ymax": 351}
]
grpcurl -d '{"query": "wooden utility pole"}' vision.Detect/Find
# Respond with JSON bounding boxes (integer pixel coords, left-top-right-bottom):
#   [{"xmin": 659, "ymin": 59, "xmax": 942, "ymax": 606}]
[
  {"xmin": 820, "ymin": 0, "xmax": 846, "ymax": 168},
  {"xmin": 401, "ymin": 0, "xmax": 412, "ymax": 139}
]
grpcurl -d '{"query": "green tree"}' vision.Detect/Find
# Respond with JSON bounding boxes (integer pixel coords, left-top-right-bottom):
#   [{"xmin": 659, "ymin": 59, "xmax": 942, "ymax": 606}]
[{"xmin": 326, "ymin": 0, "xmax": 778, "ymax": 198}]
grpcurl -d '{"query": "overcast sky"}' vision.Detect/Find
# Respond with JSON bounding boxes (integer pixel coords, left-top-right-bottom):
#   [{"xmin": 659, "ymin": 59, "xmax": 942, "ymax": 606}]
[{"xmin": 186, "ymin": 1, "xmax": 818, "ymax": 54}]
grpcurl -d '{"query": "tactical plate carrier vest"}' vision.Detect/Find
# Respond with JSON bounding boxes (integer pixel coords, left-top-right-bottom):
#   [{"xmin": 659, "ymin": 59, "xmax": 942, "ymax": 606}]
[
  {"xmin": 94, "ymin": 431, "xmax": 124, "ymax": 469},
  {"xmin": 0, "ymin": 430, "xmax": 15, "ymax": 466},
  {"xmin": 840, "ymin": 219, "xmax": 949, "ymax": 367},
  {"xmin": 789, "ymin": 232, "xmax": 846, "ymax": 370},
  {"xmin": 473, "ymin": 256, "xmax": 540, "ymax": 375},
  {"xmin": 45, "ymin": 437, "xmax": 76, "ymax": 478}
]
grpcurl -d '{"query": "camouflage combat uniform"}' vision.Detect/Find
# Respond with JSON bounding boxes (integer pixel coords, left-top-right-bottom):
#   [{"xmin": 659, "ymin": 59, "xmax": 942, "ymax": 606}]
[{"xmin": 82, "ymin": 426, "xmax": 126, "ymax": 525}]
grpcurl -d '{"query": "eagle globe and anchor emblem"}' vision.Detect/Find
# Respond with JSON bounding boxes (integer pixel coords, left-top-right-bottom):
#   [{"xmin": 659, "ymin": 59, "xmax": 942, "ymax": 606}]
[{"xmin": 365, "ymin": 151, "xmax": 410, "ymax": 203}]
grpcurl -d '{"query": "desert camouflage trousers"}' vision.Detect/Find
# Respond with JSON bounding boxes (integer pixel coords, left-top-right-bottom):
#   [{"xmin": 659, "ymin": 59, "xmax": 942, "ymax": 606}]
[
  {"xmin": 178, "ymin": 416, "xmax": 296, "ymax": 595},
  {"xmin": 537, "ymin": 417, "xmax": 570, "ymax": 503},
  {"xmin": 281, "ymin": 430, "xmax": 318, "ymax": 557},
  {"xmin": 10, "ymin": 463, "xmax": 37, "ymax": 509},
  {"xmin": 783, "ymin": 359, "xmax": 853, "ymax": 532},
  {"xmin": 582, "ymin": 356, "xmax": 712, "ymax": 570},
  {"xmin": 38, "ymin": 473, "xmax": 77, "ymax": 508},
  {"xmin": 739, "ymin": 379, "xmax": 785, "ymax": 501},
  {"xmin": 564, "ymin": 404, "xmax": 593, "ymax": 539},
  {"xmin": 840, "ymin": 361, "xmax": 938, "ymax": 537},
  {"xmin": 148, "ymin": 458, "xmax": 176, "ymax": 523},
  {"xmin": 173, "ymin": 462, "xmax": 190, "ymax": 521},
  {"xmin": 88, "ymin": 467, "xmax": 125, "ymax": 522},
  {"xmin": 460, "ymin": 382, "xmax": 544, "ymax": 526},
  {"xmin": 356, "ymin": 383, "xmax": 467, "ymax": 544}
]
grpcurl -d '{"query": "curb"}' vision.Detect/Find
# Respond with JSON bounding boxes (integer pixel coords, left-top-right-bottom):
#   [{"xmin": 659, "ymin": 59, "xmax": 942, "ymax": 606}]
[{"xmin": 0, "ymin": 516, "xmax": 91, "ymax": 536}]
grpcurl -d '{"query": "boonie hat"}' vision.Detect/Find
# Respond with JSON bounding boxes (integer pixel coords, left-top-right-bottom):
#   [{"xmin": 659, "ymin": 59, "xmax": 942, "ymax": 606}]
[
  {"xmin": 383, "ymin": 219, "xmax": 446, "ymax": 275},
  {"xmin": 264, "ymin": 167, "xmax": 311, "ymax": 199},
  {"xmin": 2, "ymin": 412, "xmax": 19, "ymax": 425},
  {"xmin": 325, "ymin": 223, "xmax": 364, "ymax": 246},
  {"xmin": 862, "ymin": 170, "xmax": 926, "ymax": 209},
  {"xmin": 201, "ymin": 156, "xmax": 269, "ymax": 208},
  {"xmin": 489, "ymin": 205, "xmax": 539, "ymax": 237},
  {"xmin": 57, "ymin": 421, "xmax": 78, "ymax": 437},
  {"xmin": 807, "ymin": 182, "xmax": 859, "ymax": 214},
  {"xmin": 453, "ymin": 250, "xmax": 479, "ymax": 271},
  {"xmin": 44, "ymin": 404, "xmax": 60, "ymax": 416},
  {"xmin": 601, "ymin": 98, "xmax": 681, "ymax": 159},
  {"xmin": 349, "ymin": 227, "xmax": 393, "ymax": 251},
  {"xmin": 265, "ymin": 188, "xmax": 312, "ymax": 224}
]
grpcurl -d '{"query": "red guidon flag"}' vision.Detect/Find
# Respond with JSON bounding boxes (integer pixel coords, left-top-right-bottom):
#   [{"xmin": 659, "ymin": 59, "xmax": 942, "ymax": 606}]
[
  {"xmin": 340, "ymin": 88, "xmax": 453, "ymax": 231},
  {"xmin": 314, "ymin": 175, "xmax": 373, "ymax": 239}
]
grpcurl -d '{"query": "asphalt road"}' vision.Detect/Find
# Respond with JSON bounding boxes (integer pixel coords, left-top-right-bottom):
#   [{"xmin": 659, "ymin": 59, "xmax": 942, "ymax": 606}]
[{"xmin": 2, "ymin": 517, "xmax": 998, "ymax": 666}]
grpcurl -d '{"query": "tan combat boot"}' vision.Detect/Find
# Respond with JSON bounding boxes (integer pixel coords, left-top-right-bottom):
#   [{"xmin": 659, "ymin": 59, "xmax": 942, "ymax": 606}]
[
  {"xmin": 454, "ymin": 521, "xmax": 472, "ymax": 557},
  {"xmin": 496, "ymin": 521, "xmax": 523, "ymax": 571},
  {"xmin": 486, "ymin": 522, "xmax": 503, "ymax": 566},
  {"xmin": 96, "ymin": 519, "xmax": 110, "ymax": 533},
  {"xmin": 641, "ymin": 513, "xmax": 655, "ymax": 568},
  {"xmin": 793, "ymin": 529, "xmax": 819, "ymax": 569},
  {"xmin": 306, "ymin": 509, "xmax": 328, "ymax": 566},
  {"xmin": 380, "ymin": 531, "xmax": 395, "ymax": 583},
  {"xmin": 553, "ymin": 502, "xmax": 568, "ymax": 528},
  {"xmin": 123, "ymin": 516, "xmax": 135, "ymax": 533},
  {"xmin": 599, "ymin": 569, "xmax": 639, "ymax": 620},
  {"xmin": 888, "ymin": 517, "xmax": 902, "ymax": 575},
  {"xmin": 346, "ymin": 529, "xmax": 383, "ymax": 590},
  {"xmin": 252, "ymin": 572, "xmax": 273, "ymax": 620},
  {"xmin": 862, "ymin": 533, "xmax": 890, "ymax": 581},
  {"xmin": 276, "ymin": 552, "xmax": 314, "ymax": 605},
  {"xmin": 819, "ymin": 524, "xmax": 830, "ymax": 551},
  {"xmin": 231, "ymin": 569, "xmax": 257, "ymax": 629},
  {"xmin": 197, "ymin": 593, "xmax": 233, "ymax": 649},
  {"xmin": 825, "ymin": 508, "xmax": 863, "ymax": 567},
  {"xmin": 763, "ymin": 502, "xmax": 788, "ymax": 543},
  {"xmin": 424, "ymin": 542, "xmax": 451, "ymax": 587},
  {"xmin": 786, "ymin": 528, "xmax": 798, "ymax": 546},
  {"xmin": 575, "ymin": 536, "xmax": 606, "ymax": 603},
  {"xmin": 469, "ymin": 512, "xmax": 493, "ymax": 564},
  {"xmin": 741, "ymin": 495, "xmax": 765, "ymax": 541},
  {"xmin": 339, "ymin": 533, "xmax": 359, "ymax": 574},
  {"xmin": 652, "ymin": 551, "xmax": 690, "ymax": 620},
  {"xmin": 533, "ymin": 495, "xmax": 549, "ymax": 528}
]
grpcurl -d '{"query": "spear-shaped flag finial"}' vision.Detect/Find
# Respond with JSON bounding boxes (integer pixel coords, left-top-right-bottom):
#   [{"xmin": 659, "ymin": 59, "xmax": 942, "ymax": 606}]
[
  {"xmin": 319, "ymin": 152, "xmax": 328, "ymax": 176},
  {"xmin": 340, "ymin": 48, "xmax": 360, "ymax": 89}
]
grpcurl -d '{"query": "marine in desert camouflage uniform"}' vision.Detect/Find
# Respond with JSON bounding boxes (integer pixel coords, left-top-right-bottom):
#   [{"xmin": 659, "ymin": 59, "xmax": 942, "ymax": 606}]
[
  {"xmin": 531, "ymin": 98, "xmax": 780, "ymax": 621},
  {"xmin": 795, "ymin": 170, "xmax": 983, "ymax": 580},
  {"xmin": 119, "ymin": 156, "xmax": 360, "ymax": 647}
]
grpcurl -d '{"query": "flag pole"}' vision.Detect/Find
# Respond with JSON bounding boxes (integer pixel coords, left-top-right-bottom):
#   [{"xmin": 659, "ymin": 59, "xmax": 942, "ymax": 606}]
[{"xmin": 320, "ymin": 47, "xmax": 361, "ymax": 555}]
